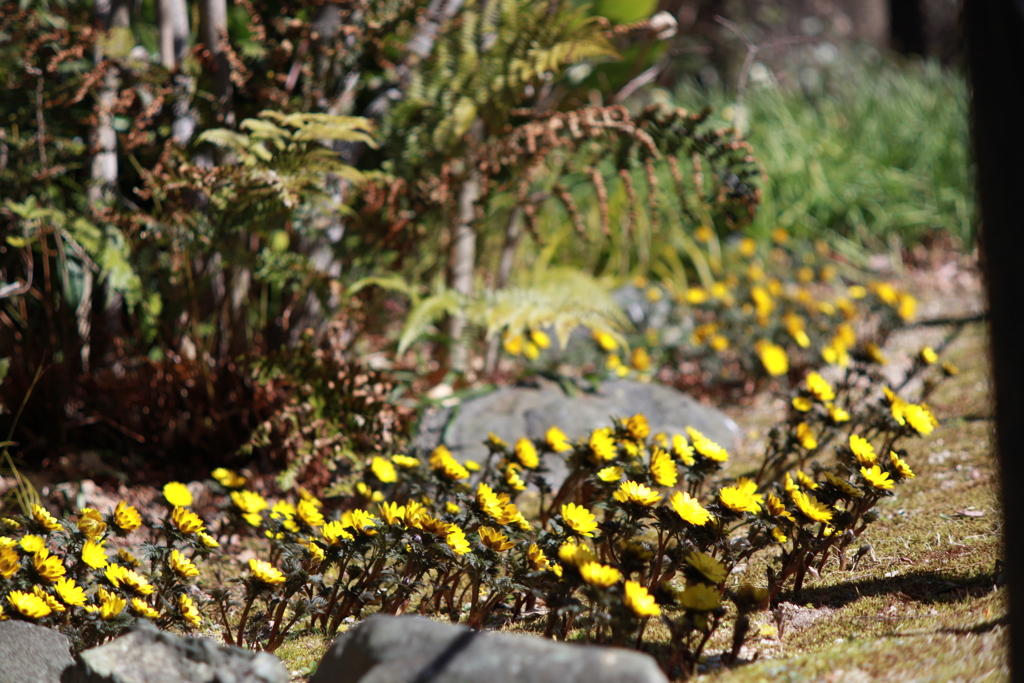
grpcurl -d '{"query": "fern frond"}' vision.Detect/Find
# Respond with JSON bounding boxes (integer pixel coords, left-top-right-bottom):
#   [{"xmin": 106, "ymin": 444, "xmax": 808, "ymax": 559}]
[{"xmin": 397, "ymin": 289, "xmax": 466, "ymax": 356}]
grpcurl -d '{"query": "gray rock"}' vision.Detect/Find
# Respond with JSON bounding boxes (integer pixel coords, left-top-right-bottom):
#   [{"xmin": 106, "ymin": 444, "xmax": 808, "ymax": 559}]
[
  {"xmin": 443, "ymin": 378, "xmax": 741, "ymax": 485},
  {"xmin": 0, "ymin": 620, "xmax": 74, "ymax": 683},
  {"xmin": 311, "ymin": 614, "xmax": 668, "ymax": 683},
  {"xmin": 67, "ymin": 620, "xmax": 288, "ymax": 683}
]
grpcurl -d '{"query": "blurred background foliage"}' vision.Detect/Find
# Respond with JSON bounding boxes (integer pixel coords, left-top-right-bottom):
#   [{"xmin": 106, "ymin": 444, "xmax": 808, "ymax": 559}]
[{"xmin": 0, "ymin": 0, "xmax": 970, "ymax": 486}]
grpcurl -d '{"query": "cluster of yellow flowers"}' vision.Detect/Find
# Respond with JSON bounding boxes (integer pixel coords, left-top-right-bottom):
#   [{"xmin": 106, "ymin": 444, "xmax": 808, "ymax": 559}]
[
  {"xmin": 0, "ymin": 490, "xmax": 208, "ymax": 646},
  {"xmin": 0, "ymin": 340, "xmax": 945, "ymax": 671},
  {"xmin": 579, "ymin": 232, "xmax": 920, "ymax": 383}
]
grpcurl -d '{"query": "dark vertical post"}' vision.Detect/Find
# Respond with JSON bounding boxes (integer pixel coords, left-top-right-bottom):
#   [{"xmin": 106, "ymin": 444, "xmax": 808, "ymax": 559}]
[{"xmin": 965, "ymin": 1, "xmax": 1024, "ymax": 678}]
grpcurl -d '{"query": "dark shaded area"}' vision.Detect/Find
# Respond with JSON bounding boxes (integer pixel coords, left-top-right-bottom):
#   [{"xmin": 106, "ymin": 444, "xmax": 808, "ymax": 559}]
[
  {"xmin": 785, "ymin": 569, "xmax": 999, "ymax": 609},
  {"xmin": 966, "ymin": 0, "xmax": 1024, "ymax": 680}
]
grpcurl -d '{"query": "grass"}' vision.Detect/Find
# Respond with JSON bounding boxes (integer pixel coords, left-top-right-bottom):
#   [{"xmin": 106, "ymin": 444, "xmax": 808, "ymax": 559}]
[{"xmin": 670, "ymin": 54, "xmax": 973, "ymax": 248}]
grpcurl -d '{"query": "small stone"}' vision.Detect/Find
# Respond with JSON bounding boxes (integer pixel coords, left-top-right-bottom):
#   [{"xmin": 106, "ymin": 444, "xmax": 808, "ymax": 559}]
[
  {"xmin": 311, "ymin": 614, "xmax": 669, "ymax": 683},
  {"xmin": 0, "ymin": 620, "xmax": 74, "ymax": 683}
]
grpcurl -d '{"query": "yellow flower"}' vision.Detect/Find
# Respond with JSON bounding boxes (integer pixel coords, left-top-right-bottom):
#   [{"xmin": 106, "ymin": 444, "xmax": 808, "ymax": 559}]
[
  {"xmin": 378, "ymin": 501, "xmax": 406, "ymax": 526},
  {"xmin": 631, "ymin": 348, "xmax": 652, "ymax": 372},
  {"xmin": 445, "ymin": 524, "xmax": 471, "ymax": 555},
  {"xmin": 113, "ymin": 500, "xmax": 142, "ymax": 532},
  {"xmin": 179, "ymin": 594, "xmax": 201, "ymax": 628},
  {"xmin": 669, "ymin": 491, "xmax": 712, "ymax": 525},
  {"xmin": 710, "ymin": 334, "xmax": 730, "ymax": 352},
  {"xmin": 33, "ymin": 549, "xmax": 66, "ymax": 582},
  {"xmin": 920, "ymin": 346, "xmax": 939, "ymax": 365},
  {"xmin": 561, "ymin": 503, "xmax": 598, "ymax": 537},
  {"xmin": 117, "ymin": 548, "xmax": 141, "ymax": 567},
  {"xmin": 211, "ymin": 467, "xmax": 247, "ymax": 489},
  {"xmin": 503, "ymin": 333, "xmax": 524, "ymax": 356},
  {"xmin": 231, "ymin": 490, "xmax": 269, "ymax": 527},
  {"xmin": 796, "ymin": 470, "xmax": 818, "ymax": 490},
  {"xmin": 890, "ymin": 451, "xmax": 915, "ymax": 479},
  {"xmin": 579, "ymin": 561, "xmax": 622, "ymax": 587},
  {"xmin": 827, "ymin": 403, "xmax": 850, "ymax": 423},
  {"xmin": 613, "ymin": 481, "xmax": 662, "ymax": 507},
  {"xmin": 719, "ymin": 478, "xmax": 763, "ymax": 514},
  {"xmin": 99, "ymin": 588, "xmax": 126, "ymax": 620},
  {"xmin": 506, "ymin": 463, "xmax": 527, "ymax": 491},
  {"xmin": 545, "ymin": 426, "xmax": 572, "ymax": 453},
  {"xmin": 105, "ymin": 564, "xmax": 154, "ymax": 595},
  {"xmin": 82, "ymin": 540, "xmax": 109, "ymax": 569},
  {"xmin": 593, "ymin": 329, "xmax": 618, "ymax": 351},
  {"xmin": 805, "ymin": 372, "xmax": 835, "ymax": 402},
  {"xmin": 865, "ymin": 343, "xmax": 888, "ymax": 366},
  {"xmin": 765, "ymin": 493, "xmax": 795, "ymax": 522},
  {"xmin": 341, "ymin": 509, "xmax": 378, "ymax": 536},
  {"xmin": 32, "ymin": 505, "xmax": 61, "ymax": 532},
  {"xmin": 19, "ymin": 534, "xmax": 45, "ymax": 554},
  {"xmin": 33, "ymin": 585, "xmax": 64, "ymax": 613},
  {"xmin": 527, "ymin": 543, "xmax": 557, "ymax": 573},
  {"xmin": 445, "ymin": 501, "xmax": 460, "ymax": 514},
  {"xmin": 371, "ymin": 456, "xmax": 398, "ymax": 484},
  {"xmin": 7, "ymin": 590, "xmax": 51, "ymax": 619},
  {"xmin": 302, "ymin": 538, "xmax": 326, "ymax": 566},
  {"xmin": 524, "ymin": 340, "xmax": 541, "ymax": 360},
  {"xmin": 322, "ymin": 520, "xmax": 353, "ymax": 545},
  {"xmin": 131, "ymin": 597, "xmax": 160, "ymax": 619},
  {"xmin": 791, "ymin": 396, "xmax": 813, "ymax": 412},
  {"xmin": 530, "ymin": 329, "xmax": 552, "ymax": 349},
  {"xmin": 625, "ymin": 413, "xmax": 651, "ymax": 442},
  {"xmin": 795, "ymin": 422, "xmax": 817, "ymax": 450},
  {"xmin": 355, "ymin": 482, "xmax": 384, "ymax": 502},
  {"xmin": 171, "ymin": 506, "xmax": 204, "ymax": 535},
  {"xmin": 849, "ymin": 434, "xmax": 877, "ymax": 466},
  {"xmin": 942, "ymin": 361, "xmax": 960, "ymax": 376},
  {"xmin": 687, "ymin": 427, "xmax": 729, "ymax": 463},
  {"xmin": 758, "ymin": 342, "xmax": 789, "ymax": 377},
  {"xmin": 671, "ymin": 434, "xmax": 695, "ymax": 466},
  {"xmin": 771, "ymin": 527, "xmax": 788, "ymax": 544},
  {"xmin": 678, "ymin": 583, "xmax": 721, "ymax": 611},
  {"xmin": 0, "ymin": 545, "xmax": 20, "ymax": 579},
  {"xmin": 54, "ymin": 577, "xmax": 86, "ymax": 606},
  {"xmin": 687, "ymin": 551, "xmax": 727, "ymax": 584},
  {"xmin": 163, "ymin": 482, "xmax": 193, "ymax": 507},
  {"xmin": 898, "ymin": 293, "xmax": 917, "ymax": 321},
  {"xmin": 169, "ymin": 549, "xmax": 199, "ymax": 578},
  {"xmin": 624, "ymin": 580, "xmax": 661, "ymax": 617},
  {"xmin": 391, "ymin": 454, "xmax": 420, "ymax": 469},
  {"xmin": 589, "ymin": 428, "xmax": 617, "ymax": 462},
  {"xmin": 514, "ymin": 438, "xmax": 539, "ymax": 469},
  {"xmin": 823, "ymin": 472, "xmax": 862, "ymax": 498},
  {"xmin": 197, "ymin": 532, "xmax": 220, "ymax": 548},
  {"xmin": 738, "ymin": 237, "xmax": 757, "ymax": 257},
  {"xmin": 464, "ymin": 460, "xmax": 480, "ymax": 472},
  {"xmin": 558, "ymin": 541, "xmax": 598, "ymax": 567},
  {"xmin": 430, "ymin": 445, "xmax": 470, "ymax": 480},
  {"xmin": 686, "ymin": 287, "xmax": 710, "ymax": 304},
  {"xmin": 297, "ymin": 499, "xmax": 325, "ymax": 527},
  {"xmin": 250, "ymin": 558, "xmax": 286, "ymax": 585},
  {"xmin": 791, "ymin": 490, "xmax": 833, "ymax": 523},
  {"xmin": 649, "ymin": 447, "xmax": 677, "ymax": 487},
  {"xmin": 77, "ymin": 508, "xmax": 107, "ymax": 540},
  {"xmin": 860, "ymin": 465, "xmax": 895, "ymax": 490},
  {"xmin": 479, "ymin": 527, "xmax": 515, "ymax": 552}
]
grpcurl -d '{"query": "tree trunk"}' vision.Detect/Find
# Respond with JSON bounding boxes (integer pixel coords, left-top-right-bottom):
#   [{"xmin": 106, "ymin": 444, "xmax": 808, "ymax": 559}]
[
  {"xmin": 199, "ymin": 0, "xmax": 234, "ymax": 127},
  {"xmin": 447, "ymin": 170, "xmax": 481, "ymax": 375},
  {"xmin": 160, "ymin": 0, "xmax": 197, "ymax": 146},
  {"xmin": 84, "ymin": 0, "xmax": 130, "ymax": 373},
  {"xmin": 965, "ymin": 1, "xmax": 1024, "ymax": 678}
]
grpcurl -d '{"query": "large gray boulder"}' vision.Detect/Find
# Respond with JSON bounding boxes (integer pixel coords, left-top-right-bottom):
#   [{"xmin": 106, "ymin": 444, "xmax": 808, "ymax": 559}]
[
  {"xmin": 67, "ymin": 620, "xmax": 288, "ymax": 683},
  {"xmin": 311, "ymin": 614, "xmax": 668, "ymax": 683},
  {"xmin": 0, "ymin": 620, "xmax": 74, "ymax": 683},
  {"xmin": 441, "ymin": 379, "xmax": 741, "ymax": 484}
]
